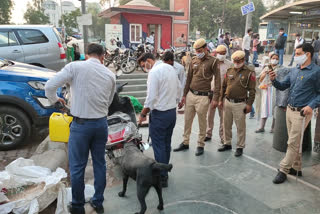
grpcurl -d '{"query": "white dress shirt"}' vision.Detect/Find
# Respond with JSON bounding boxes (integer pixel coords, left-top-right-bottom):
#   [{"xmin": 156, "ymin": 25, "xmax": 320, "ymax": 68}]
[
  {"xmin": 242, "ymin": 34, "xmax": 251, "ymax": 51},
  {"xmin": 144, "ymin": 61, "xmax": 181, "ymax": 111},
  {"xmin": 294, "ymin": 37, "xmax": 304, "ymax": 49},
  {"xmin": 211, "ymin": 59, "xmax": 232, "ymax": 91},
  {"xmin": 45, "ymin": 58, "xmax": 116, "ymax": 118},
  {"xmin": 173, "ymin": 61, "xmax": 186, "ymax": 101}
]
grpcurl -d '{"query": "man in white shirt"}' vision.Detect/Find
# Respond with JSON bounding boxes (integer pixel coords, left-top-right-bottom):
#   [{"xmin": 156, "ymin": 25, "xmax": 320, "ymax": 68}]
[
  {"xmin": 138, "ymin": 53, "xmax": 180, "ymax": 188},
  {"xmin": 242, "ymin": 28, "xmax": 253, "ymax": 65},
  {"xmin": 162, "ymin": 51, "xmax": 186, "ymax": 102},
  {"xmin": 288, "ymin": 33, "xmax": 304, "ymax": 66},
  {"xmin": 45, "ymin": 43, "xmax": 115, "ymax": 214},
  {"xmin": 205, "ymin": 45, "xmax": 232, "ymax": 143},
  {"xmin": 146, "ymin": 32, "xmax": 155, "ymax": 46}
]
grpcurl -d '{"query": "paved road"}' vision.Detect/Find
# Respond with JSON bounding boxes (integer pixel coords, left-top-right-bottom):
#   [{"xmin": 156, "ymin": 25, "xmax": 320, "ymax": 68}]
[{"xmin": 102, "ymin": 113, "xmax": 320, "ymax": 214}]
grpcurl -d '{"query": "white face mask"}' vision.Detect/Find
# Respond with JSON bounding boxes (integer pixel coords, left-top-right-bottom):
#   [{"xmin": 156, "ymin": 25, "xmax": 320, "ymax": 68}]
[
  {"xmin": 234, "ymin": 63, "xmax": 244, "ymax": 69},
  {"xmin": 217, "ymin": 54, "xmax": 226, "ymax": 61},
  {"xmin": 294, "ymin": 54, "xmax": 308, "ymax": 65},
  {"xmin": 271, "ymin": 59, "xmax": 279, "ymax": 65},
  {"xmin": 196, "ymin": 52, "xmax": 205, "ymax": 59},
  {"xmin": 145, "ymin": 62, "xmax": 152, "ymax": 72}
]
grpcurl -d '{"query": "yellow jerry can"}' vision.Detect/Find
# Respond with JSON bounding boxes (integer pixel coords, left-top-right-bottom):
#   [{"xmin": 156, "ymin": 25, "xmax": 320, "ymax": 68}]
[{"xmin": 49, "ymin": 112, "xmax": 73, "ymax": 143}]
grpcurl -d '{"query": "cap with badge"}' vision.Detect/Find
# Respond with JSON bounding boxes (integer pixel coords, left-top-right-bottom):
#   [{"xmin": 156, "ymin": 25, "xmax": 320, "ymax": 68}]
[
  {"xmin": 216, "ymin": 45, "xmax": 227, "ymax": 52},
  {"xmin": 193, "ymin": 38, "xmax": 207, "ymax": 49},
  {"xmin": 231, "ymin": 50, "xmax": 245, "ymax": 60}
]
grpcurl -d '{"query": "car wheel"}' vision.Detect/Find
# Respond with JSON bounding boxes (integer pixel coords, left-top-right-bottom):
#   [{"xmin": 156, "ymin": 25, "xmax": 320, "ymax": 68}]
[{"xmin": 0, "ymin": 106, "xmax": 31, "ymax": 150}]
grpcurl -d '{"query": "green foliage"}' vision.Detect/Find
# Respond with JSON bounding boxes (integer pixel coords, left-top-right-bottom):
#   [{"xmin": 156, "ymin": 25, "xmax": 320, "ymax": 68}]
[
  {"xmin": 24, "ymin": 1, "xmax": 49, "ymax": 24},
  {"xmin": 87, "ymin": 3, "xmax": 108, "ymax": 39},
  {"xmin": 59, "ymin": 9, "xmax": 82, "ymax": 36},
  {"xmin": 119, "ymin": 0, "xmax": 169, "ymax": 10},
  {"xmin": 0, "ymin": 0, "xmax": 14, "ymax": 24},
  {"xmin": 268, "ymin": 0, "xmax": 296, "ymax": 11}
]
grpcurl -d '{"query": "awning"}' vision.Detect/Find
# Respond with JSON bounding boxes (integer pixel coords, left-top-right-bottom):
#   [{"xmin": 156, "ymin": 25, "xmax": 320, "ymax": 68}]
[
  {"xmin": 260, "ymin": 0, "xmax": 320, "ymax": 21},
  {"xmin": 99, "ymin": 7, "xmax": 184, "ymax": 18}
]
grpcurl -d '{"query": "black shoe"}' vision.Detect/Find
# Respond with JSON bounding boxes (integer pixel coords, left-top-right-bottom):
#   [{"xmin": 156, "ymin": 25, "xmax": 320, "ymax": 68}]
[
  {"xmin": 273, "ymin": 171, "xmax": 287, "ymax": 184},
  {"xmin": 218, "ymin": 144, "xmax": 232, "ymax": 152},
  {"xmin": 234, "ymin": 148, "xmax": 243, "ymax": 157},
  {"xmin": 173, "ymin": 143, "xmax": 189, "ymax": 152},
  {"xmin": 288, "ymin": 168, "xmax": 302, "ymax": 176},
  {"xmin": 255, "ymin": 128, "xmax": 265, "ymax": 133},
  {"xmin": 204, "ymin": 137, "xmax": 211, "ymax": 142},
  {"xmin": 89, "ymin": 199, "xmax": 104, "ymax": 214},
  {"xmin": 195, "ymin": 147, "xmax": 204, "ymax": 156},
  {"xmin": 68, "ymin": 204, "xmax": 85, "ymax": 214},
  {"xmin": 161, "ymin": 176, "xmax": 168, "ymax": 188}
]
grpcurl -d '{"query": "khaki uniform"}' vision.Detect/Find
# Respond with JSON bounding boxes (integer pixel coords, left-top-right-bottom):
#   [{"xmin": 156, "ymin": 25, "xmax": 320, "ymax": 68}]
[
  {"xmin": 183, "ymin": 54, "xmax": 221, "ymax": 147},
  {"xmin": 206, "ymin": 59, "xmax": 232, "ymax": 142},
  {"xmin": 279, "ymin": 108, "xmax": 312, "ymax": 173},
  {"xmin": 221, "ymin": 65, "xmax": 256, "ymax": 148}
]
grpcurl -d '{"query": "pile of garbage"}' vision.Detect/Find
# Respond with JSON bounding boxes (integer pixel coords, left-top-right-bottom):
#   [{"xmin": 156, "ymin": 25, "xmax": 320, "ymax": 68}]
[{"xmin": 0, "ymin": 158, "xmax": 67, "ymax": 213}]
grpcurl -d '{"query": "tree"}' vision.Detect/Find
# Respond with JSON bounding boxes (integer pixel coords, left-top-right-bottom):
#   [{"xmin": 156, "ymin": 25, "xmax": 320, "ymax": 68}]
[
  {"xmin": 87, "ymin": 3, "xmax": 108, "ymax": 39},
  {"xmin": 59, "ymin": 9, "xmax": 82, "ymax": 36},
  {"xmin": 24, "ymin": 0, "xmax": 49, "ymax": 24},
  {"xmin": 268, "ymin": 0, "xmax": 296, "ymax": 11},
  {"xmin": 0, "ymin": 0, "xmax": 14, "ymax": 24}
]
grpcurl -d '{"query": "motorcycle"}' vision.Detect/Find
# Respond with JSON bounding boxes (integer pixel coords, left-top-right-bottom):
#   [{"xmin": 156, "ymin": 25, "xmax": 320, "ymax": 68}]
[{"xmin": 53, "ymin": 82, "xmax": 148, "ymax": 164}]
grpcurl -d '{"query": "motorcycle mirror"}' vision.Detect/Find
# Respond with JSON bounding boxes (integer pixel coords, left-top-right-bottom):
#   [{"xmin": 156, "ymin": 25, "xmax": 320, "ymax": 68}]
[{"xmin": 141, "ymin": 142, "xmax": 150, "ymax": 151}]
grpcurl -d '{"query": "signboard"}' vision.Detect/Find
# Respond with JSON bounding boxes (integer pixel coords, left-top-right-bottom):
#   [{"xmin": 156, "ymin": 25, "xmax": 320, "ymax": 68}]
[
  {"xmin": 77, "ymin": 13, "xmax": 92, "ymax": 26},
  {"xmin": 241, "ymin": 2, "xmax": 255, "ymax": 16},
  {"xmin": 105, "ymin": 24, "xmax": 123, "ymax": 50}
]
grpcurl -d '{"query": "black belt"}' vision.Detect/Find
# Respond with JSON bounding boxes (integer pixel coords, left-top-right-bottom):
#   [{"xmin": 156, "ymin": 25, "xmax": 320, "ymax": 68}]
[
  {"xmin": 288, "ymin": 105, "xmax": 304, "ymax": 112},
  {"xmin": 190, "ymin": 89, "xmax": 213, "ymax": 96},
  {"xmin": 73, "ymin": 116, "xmax": 105, "ymax": 124},
  {"xmin": 226, "ymin": 97, "xmax": 247, "ymax": 103}
]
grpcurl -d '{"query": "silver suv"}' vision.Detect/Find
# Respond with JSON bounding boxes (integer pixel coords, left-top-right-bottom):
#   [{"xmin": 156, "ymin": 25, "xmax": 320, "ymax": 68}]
[{"xmin": 0, "ymin": 25, "xmax": 66, "ymax": 71}]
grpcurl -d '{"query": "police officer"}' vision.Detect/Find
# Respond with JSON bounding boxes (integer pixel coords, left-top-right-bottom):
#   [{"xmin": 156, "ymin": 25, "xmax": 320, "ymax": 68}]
[
  {"xmin": 174, "ymin": 38, "xmax": 221, "ymax": 156},
  {"xmin": 218, "ymin": 50, "xmax": 256, "ymax": 157}
]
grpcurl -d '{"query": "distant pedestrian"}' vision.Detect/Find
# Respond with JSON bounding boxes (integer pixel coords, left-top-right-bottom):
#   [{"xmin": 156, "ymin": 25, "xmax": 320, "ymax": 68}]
[
  {"xmin": 45, "ymin": 43, "xmax": 116, "ymax": 214},
  {"xmin": 218, "ymin": 50, "xmax": 256, "ymax": 157},
  {"xmin": 219, "ymin": 34, "xmax": 225, "ymax": 45},
  {"xmin": 274, "ymin": 27, "xmax": 287, "ymax": 66},
  {"xmin": 242, "ymin": 28, "xmax": 253, "ymax": 65},
  {"xmin": 312, "ymin": 36, "xmax": 320, "ymax": 65},
  {"xmin": 270, "ymin": 43, "xmax": 320, "ymax": 184},
  {"xmin": 288, "ymin": 33, "xmax": 304, "ymax": 66},
  {"xmin": 174, "ymin": 38, "xmax": 221, "ymax": 156},
  {"xmin": 252, "ymin": 33, "xmax": 260, "ymax": 66},
  {"xmin": 224, "ymin": 32, "xmax": 231, "ymax": 57},
  {"xmin": 205, "ymin": 45, "xmax": 232, "ymax": 144},
  {"xmin": 138, "ymin": 53, "xmax": 180, "ymax": 188}
]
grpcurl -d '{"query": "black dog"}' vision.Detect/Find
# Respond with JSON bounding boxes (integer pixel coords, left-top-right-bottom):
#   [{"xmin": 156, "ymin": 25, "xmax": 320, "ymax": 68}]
[{"xmin": 118, "ymin": 142, "xmax": 173, "ymax": 214}]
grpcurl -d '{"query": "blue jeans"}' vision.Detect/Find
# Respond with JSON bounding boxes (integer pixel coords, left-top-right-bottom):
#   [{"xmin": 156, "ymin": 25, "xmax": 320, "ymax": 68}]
[
  {"xmin": 253, "ymin": 51, "xmax": 258, "ymax": 66},
  {"xmin": 275, "ymin": 49, "xmax": 284, "ymax": 66},
  {"xmin": 150, "ymin": 108, "xmax": 176, "ymax": 177},
  {"xmin": 250, "ymin": 106, "xmax": 255, "ymax": 117},
  {"xmin": 68, "ymin": 117, "xmax": 108, "ymax": 209},
  {"xmin": 313, "ymin": 52, "xmax": 319, "ymax": 65}
]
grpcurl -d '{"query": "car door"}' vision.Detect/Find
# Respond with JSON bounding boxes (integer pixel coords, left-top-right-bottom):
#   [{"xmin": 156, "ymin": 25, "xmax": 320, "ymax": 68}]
[
  {"xmin": 14, "ymin": 29, "xmax": 49, "ymax": 66},
  {"xmin": 0, "ymin": 30, "xmax": 24, "ymax": 62}
]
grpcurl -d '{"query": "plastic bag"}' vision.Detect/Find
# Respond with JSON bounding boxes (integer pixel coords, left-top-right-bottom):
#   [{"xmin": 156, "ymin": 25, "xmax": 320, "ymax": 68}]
[{"xmin": 0, "ymin": 158, "xmax": 67, "ymax": 214}]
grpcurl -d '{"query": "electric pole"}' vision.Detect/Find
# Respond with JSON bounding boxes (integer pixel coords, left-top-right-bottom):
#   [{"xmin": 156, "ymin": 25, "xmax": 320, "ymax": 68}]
[
  {"xmin": 81, "ymin": 0, "xmax": 89, "ymax": 50},
  {"xmin": 245, "ymin": 0, "xmax": 252, "ymax": 34},
  {"xmin": 220, "ymin": 0, "xmax": 227, "ymax": 33}
]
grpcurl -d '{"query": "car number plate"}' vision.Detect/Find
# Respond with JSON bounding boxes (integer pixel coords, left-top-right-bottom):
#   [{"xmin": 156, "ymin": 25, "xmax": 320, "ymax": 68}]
[{"xmin": 113, "ymin": 149, "xmax": 123, "ymax": 158}]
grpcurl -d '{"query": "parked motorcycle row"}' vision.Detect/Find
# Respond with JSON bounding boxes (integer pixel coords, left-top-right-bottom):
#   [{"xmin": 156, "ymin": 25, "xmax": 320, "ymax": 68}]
[{"xmin": 103, "ymin": 41, "xmax": 193, "ymax": 74}]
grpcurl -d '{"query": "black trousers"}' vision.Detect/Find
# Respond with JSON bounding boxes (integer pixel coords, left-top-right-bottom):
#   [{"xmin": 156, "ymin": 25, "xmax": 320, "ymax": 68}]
[{"xmin": 244, "ymin": 49, "xmax": 250, "ymax": 64}]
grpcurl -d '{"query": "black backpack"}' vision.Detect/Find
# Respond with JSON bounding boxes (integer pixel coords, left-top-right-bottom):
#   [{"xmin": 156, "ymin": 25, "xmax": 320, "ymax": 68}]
[{"xmin": 257, "ymin": 42, "xmax": 264, "ymax": 54}]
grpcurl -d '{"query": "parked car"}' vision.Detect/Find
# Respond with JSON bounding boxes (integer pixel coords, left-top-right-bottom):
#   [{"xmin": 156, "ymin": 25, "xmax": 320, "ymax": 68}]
[
  {"xmin": 0, "ymin": 58, "xmax": 65, "ymax": 150},
  {"xmin": 0, "ymin": 25, "xmax": 67, "ymax": 71}
]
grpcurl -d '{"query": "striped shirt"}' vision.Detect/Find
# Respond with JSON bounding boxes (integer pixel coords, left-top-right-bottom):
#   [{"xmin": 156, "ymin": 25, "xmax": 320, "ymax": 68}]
[{"xmin": 45, "ymin": 58, "xmax": 116, "ymax": 118}]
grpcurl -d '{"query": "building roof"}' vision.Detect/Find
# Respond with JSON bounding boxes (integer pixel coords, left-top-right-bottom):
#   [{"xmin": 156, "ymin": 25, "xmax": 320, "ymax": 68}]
[
  {"xmin": 99, "ymin": 0, "xmax": 183, "ymax": 18},
  {"xmin": 260, "ymin": 0, "xmax": 320, "ymax": 21}
]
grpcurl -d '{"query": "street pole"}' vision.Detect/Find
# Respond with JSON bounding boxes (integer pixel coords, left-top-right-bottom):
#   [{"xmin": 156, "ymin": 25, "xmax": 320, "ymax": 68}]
[
  {"xmin": 245, "ymin": 0, "xmax": 252, "ymax": 34},
  {"xmin": 81, "ymin": 0, "xmax": 89, "ymax": 50},
  {"xmin": 221, "ymin": 0, "xmax": 227, "ymax": 33}
]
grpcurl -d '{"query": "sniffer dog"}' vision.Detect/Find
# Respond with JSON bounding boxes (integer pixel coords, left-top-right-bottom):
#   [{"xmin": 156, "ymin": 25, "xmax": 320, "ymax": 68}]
[{"xmin": 118, "ymin": 142, "xmax": 173, "ymax": 214}]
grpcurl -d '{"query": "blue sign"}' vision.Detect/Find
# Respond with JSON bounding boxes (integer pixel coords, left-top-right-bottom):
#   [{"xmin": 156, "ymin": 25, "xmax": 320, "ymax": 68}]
[{"xmin": 241, "ymin": 2, "xmax": 255, "ymax": 16}]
